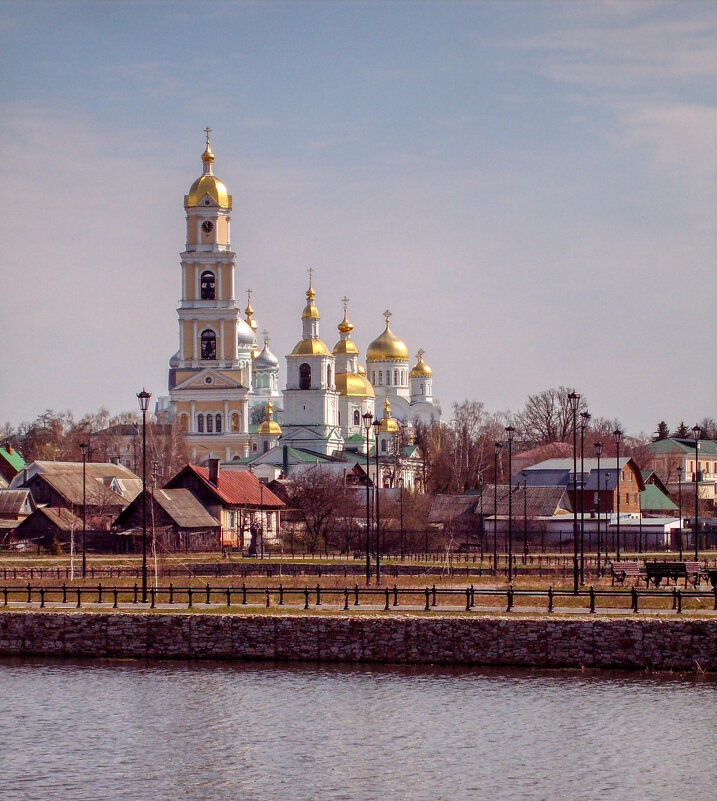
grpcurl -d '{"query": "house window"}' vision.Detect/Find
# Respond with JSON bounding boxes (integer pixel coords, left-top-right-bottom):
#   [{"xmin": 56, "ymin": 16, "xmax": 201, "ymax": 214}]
[
  {"xmin": 200, "ymin": 271, "xmax": 216, "ymax": 300},
  {"xmin": 353, "ymin": 410, "xmax": 360, "ymax": 426},
  {"xmin": 179, "ymin": 414, "xmax": 189, "ymax": 432},
  {"xmin": 215, "ymin": 414, "xmax": 222, "ymax": 433},
  {"xmin": 299, "ymin": 363, "xmax": 311, "ymax": 390},
  {"xmin": 206, "ymin": 414, "xmax": 213, "ymax": 433},
  {"xmin": 231, "ymin": 413, "xmax": 240, "ymax": 432},
  {"xmin": 200, "ymin": 329, "xmax": 216, "ymax": 360},
  {"xmin": 197, "ymin": 415, "xmax": 204, "ymax": 433}
]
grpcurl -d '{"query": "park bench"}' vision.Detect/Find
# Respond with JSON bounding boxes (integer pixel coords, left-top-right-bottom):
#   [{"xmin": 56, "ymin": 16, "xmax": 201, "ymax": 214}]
[
  {"xmin": 707, "ymin": 568, "xmax": 717, "ymax": 589},
  {"xmin": 610, "ymin": 562, "xmax": 643, "ymax": 586},
  {"xmin": 644, "ymin": 561, "xmax": 705, "ymax": 588}
]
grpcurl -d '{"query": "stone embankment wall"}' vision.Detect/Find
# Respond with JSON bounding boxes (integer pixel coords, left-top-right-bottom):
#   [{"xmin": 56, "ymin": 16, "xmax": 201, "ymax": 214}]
[{"xmin": 0, "ymin": 612, "xmax": 715, "ymax": 671}]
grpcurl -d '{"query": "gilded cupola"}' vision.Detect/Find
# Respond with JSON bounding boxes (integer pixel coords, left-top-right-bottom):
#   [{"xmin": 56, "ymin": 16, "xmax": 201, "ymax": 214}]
[
  {"xmin": 378, "ymin": 395, "xmax": 400, "ymax": 434},
  {"xmin": 410, "ymin": 349, "xmax": 432, "ymax": 377},
  {"xmin": 366, "ymin": 310, "xmax": 409, "ymax": 362},
  {"xmin": 184, "ymin": 128, "xmax": 232, "ymax": 209},
  {"xmin": 257, "ymin": 400, "xmax": 282, "ymax": 435}
]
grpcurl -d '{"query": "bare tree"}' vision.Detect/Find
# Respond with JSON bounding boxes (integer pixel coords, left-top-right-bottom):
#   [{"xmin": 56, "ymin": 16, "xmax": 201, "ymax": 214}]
[{"xmin": 515, "ymin": 386, "xmax": 588, "ymax": 447}]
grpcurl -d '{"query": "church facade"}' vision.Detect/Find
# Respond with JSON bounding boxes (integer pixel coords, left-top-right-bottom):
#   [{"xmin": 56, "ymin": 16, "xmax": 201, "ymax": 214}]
[{"xmin": 162, "ymin": 134, "xmax": 440, "ymax": 462}]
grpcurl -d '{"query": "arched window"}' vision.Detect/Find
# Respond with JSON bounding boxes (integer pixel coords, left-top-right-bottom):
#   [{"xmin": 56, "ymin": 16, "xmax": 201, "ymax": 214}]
[
  {"xmin": 263, "ymin": 441, "xmax": 269, "ymax": 453},
  {"xmin": 231, "ymin": 412, "xmax": 240, "ymax": 432},
  {"xmin": 381, "ymin": 439, "xmax": 387, "ymax": 453},
  {"xmin": 394, "ymin": 370, "xmax": 398, "ymax": 385},
  {"xmin": 179, "ymin": 414, "xmax": 189, "ymax": 432},
  {"xmin": 299, "ymin": 362, "xmax": 311, "ymax": 390},
  {"xmin": 200, "ymin": 329, "xmax": 216, "ymax": 360},
  {"xmin": 215, "ymin": 414, "xmax": 222, "ymax": 433},
  {"xmin": 206, "ymin": 414, "xmax": 213, "ymax": 433},
  {"xmin": 197, "ymin": 415, "xmax": 204, "ymax": 433},
  {"xmin": 327, "ymin": 366, "xmax": 332, "ymax": 387},
  {"xmin": 200, "ymin": 271, "xmax": 216, "ymax": 300},
  {"xmin": 378, "ymin": 371, "xmax": 383, "ymax": 385},
  {"xmin": 371, "ymin": 372, "xmax": 376, "ymax": 384},
  {"xmin": 386, "ymin": 371, "xmax": 391, "ymax": 386},
  {"xmin": 353, "ymin": 410, "xmax": 360, "ymax": 426},
  {"xmin": 420, "ymin": 383, "xmax": 424, "ymax": 395},
  {"xmin": 252, "ymin": 443, "xmax": 257, "ymax": 452}
]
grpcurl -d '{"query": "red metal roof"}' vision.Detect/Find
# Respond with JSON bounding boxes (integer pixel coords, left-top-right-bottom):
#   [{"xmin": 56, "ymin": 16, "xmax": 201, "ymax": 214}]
[{"xmin": 189, "ymin": 465, "xmax": 285, "ymax": 508}]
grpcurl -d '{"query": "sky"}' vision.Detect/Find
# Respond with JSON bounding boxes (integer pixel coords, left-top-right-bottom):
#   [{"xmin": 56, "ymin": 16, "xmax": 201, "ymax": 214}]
[{"xmin": 1, "ymin": 0, "xmax": 715, "ymax": 437}]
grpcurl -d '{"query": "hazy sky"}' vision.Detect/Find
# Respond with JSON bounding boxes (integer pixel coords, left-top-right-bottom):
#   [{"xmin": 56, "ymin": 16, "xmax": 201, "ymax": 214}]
[{"xmin": 1, "ymin": 0, "xmax": 715, "ymax": 436}]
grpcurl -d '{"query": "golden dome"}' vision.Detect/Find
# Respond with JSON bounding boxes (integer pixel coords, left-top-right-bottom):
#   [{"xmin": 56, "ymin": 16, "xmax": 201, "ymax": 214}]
[
  {"xmin": 335, "ymin": 372, "xmax": 375, "ymax": 398},
  {"xmin": 366, "ymin": 314, "xmax": 408, "ymax": 362},
  {"xmin": 184, "ymin": 174, "xmax": 231, "ymax": 209},
  {"xmin": 291, "ymin": 338, "xmax": 331, "ymax": 356},
  {"xmin": 257, "ymin": 401, "xmax": 282, "ymax": 435},
  {"xmin": 410, "ymin": 349, "xmax": 432, "ymax": 377},
  {"xmin": 201, "ymin": 143, "xmax": 215, "ymax": 163},
  {"xmin": 357, "ymin": 364, "xmax": 366, "ymax": 376},
  {"xmin": 301, "ymin": 279, "xmax": 320, "ymax": 319},
  {"xmin": 379, "ymin": 396, "xmax": 400, "ymax": 433},
  {"xmin": 338, "ymin": 312, "xmax": 354, "ymax": 334},
  {"xmin": 333, "ymin": 338, "xmax": 359, "ymax": 356}
]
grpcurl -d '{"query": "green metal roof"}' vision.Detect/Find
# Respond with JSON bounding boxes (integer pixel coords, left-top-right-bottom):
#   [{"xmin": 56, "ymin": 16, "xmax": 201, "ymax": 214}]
[
  {"xmin": 647, "ymin": 437, "xmax": 717, "ymax": 455},
  {"xmin": 0, "ymin": 448, "xmax": 25, "ymax": 472},
  {"xmin": 640, "ymin": 484, "xmax": 678, "ymax": 512}
]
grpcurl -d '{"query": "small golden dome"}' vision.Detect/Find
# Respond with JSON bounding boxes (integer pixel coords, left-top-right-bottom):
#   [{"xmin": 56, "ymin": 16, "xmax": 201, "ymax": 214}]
[
  {"xmin": 410, "ymin": 349, "xmax": 432, "ymax": 377},
  {"xmin": 357, "ymin": 364, "xmax": 366, "ymax": 376},
  {"xmin": 184, "ymin": 174, "xmax": 231, "ymax": 209},
  {"xmin": 338, "ymin": 312, "xmax": 354, "ymax": 334},
  {"xmin": 257, "ymin": 401, "xmax": 282, "ymax": 435},
  {"xmin": 335, "ymin": 372, "xmax": 375, "ymax": 398},
  {"xmin": 201, "ymin": 143, "xmax": 215, "ymax": 163},
  {"xmin": 366, "ymin": 315, "xmax": 409, "ymax": 362},
  {"xmin": 291, "ymin": 338, "xmax": 332, "ymax": 356},
  {"xmin": 333, "ymin": 339, "xmax": 359, "ymax": 356},
  {"xmin": 302, "ymin": 302, "xmax": 320, "ymax": 320},
  {"xmin": 379, "ymin": 396, "xmax": 400, "ymax": 434}
]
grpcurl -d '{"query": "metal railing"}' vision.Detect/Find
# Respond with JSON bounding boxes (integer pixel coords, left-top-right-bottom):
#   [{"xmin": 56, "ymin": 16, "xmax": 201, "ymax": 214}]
[{"xmin": 3, "ymin": 582, "xmax": 716, "ymax": 615}]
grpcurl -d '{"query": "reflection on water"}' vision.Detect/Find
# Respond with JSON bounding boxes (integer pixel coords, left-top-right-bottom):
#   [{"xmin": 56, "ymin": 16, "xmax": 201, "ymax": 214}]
[{"xmin": 0, "ymin": 657, "xmax": 715, "ymax": 801}]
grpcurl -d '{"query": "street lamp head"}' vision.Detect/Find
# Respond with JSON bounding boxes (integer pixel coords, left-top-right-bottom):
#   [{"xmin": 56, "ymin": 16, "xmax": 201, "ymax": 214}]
[
  {"xmin": 372, "ymin": 419, "xmax": 381, "ymax": 437},
  {"xmin": 494, "ymin": 441, "xmax": 504, "ymax": 455},
  {"xmin": 612, "ymin": 429, "xmax": 623, "ymax": 446},
  {"xmin": 594, "ymin": 441, "xmax": 603, "ymax": 457},
  {"xmin": 568, "ymin": 391, "xmax": 580, "ymax": 412},
  {"xmin": 504, "ymin": 425, "xmax": 515, "ymax": 443},
  {"xmin": 677, "ymin": 465, "xmax": 683, "ymax": 477},
  {"xmin": 692, "ymin": 425, "xmax": 702, "ymax": 442},
  {"xmin": 362, "ymin": 411, "xmax": 373, "ymax": 430},
  {"xmin": 478, "ymin": 476, "xmax": 484, "ymax": 491},
  {"xmin": 79, "ymin": 442, "xmax": 88, "ymax": 456},
  {"xmin": 137, "ymin": 389, "xmax": 151, "ymax": 412},
  {"xmin": 580, "ymin": 411, "xmax": 591, "ymax": 428}
]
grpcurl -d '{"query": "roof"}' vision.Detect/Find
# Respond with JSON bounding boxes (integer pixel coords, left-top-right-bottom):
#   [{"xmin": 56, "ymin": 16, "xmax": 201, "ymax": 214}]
[
  {"xmin": 428, "ymin": 495, "xmax": 478, "ymax": 524},
  {"xmin": 149, "ymin": 488, "xmax": 219, "ymax": 528},
  {"xmin": 0, "ymin": 447, "xmax": 25, "ymax": 473},
  {"xmin": 183, "ymin": 465, "xmax": 285, "ymax": 508},
  {"xmin": 24, "ymin": 506, "xmax": 83, "ymax": 532},
  {"xmin": 0, "ymin": 489, "xmax": 34, "ymax": 516},
  {"xmin": 33, "ymin": 473, "xmax": 128, "ymax": 508},
  {"xmin": 480, "ymin": 485, "xmax": 570, "ymax": 517},
  {"xmin": 514, "ymin": 442, "xmax": 572, "ymax": 461},
  {"xmin": 10, "ymin": 460, "xmax": 139, "ymax": 488},
  {"xmin": 640, "ymin": 484, "xmax": 678, "ymax": 512},
  {"xmin": 647, "ymin": 437, "xmax": 717, "ymax": 456},
  {"xmin": 525, "ymin": 457, "xmax": 632, "ymax": 472}
]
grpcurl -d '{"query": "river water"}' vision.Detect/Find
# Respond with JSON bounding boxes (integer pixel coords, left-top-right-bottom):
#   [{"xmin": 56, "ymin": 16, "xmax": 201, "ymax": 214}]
[{"xmin": 0, "ymin": 658, "xmax": 715, "ymax": 801}]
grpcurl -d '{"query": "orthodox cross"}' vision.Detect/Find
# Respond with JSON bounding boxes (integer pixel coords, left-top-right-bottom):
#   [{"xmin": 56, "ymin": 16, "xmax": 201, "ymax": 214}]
[
  {"xmin": 416, "ymin": 348, "xmax": 425, "ymax": 362},
  {"xmin": 341, "ymin": 296, "xmax": 350, "ymax": 315},
  {"xmin": 262, "ymin": 328, "xmax": 270, "ymax": 346},
  {"xmin": 383, "ymin": 309, "xmax": 392, "ymax": 325},
  {"xmin": 308, "ymin": 267, "xmax": 314, "ymax": 284},
  {"xmin": 204, "ymin": 126, "xmax": 211, "ymax": 147},
  {"xmin": 246, "ymin": 288, "xmax": 253, "ymax": 306}
]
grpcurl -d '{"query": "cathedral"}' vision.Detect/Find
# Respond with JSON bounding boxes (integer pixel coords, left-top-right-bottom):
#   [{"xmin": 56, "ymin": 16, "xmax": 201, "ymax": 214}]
[{"xmin": 160, "ymin": 133, "xmax": 441, "ymax": 464}]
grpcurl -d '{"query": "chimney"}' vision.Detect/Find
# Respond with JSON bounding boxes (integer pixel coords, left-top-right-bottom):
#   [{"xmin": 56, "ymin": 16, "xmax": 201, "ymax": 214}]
[
  {"xmin": 208, "ymin": 458, "xmax": 220, "ymax": 487},
  {"xmin": 283, "ymin": 445, "xmax": 289, "ymax": 477},
  {"xmin": 110, "ymin": 456, "xmax": 120, "ymax": 465}
]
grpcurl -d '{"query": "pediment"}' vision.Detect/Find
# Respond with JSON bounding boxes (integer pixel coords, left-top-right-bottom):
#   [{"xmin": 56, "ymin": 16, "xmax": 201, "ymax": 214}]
[{"xmin": 174, "ymin": 367, "xmax": 244, "ymax": 391}]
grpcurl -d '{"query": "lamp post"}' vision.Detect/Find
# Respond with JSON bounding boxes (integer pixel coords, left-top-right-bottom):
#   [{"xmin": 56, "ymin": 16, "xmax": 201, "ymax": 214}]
[
  {"xmin": 372, "ymin": 419, "xmax": 382, "ymax": 585},
  {"xmin": 568, "ymin": 392, "xmax": 580, "ymax": 594},
  {"xmin": 478, "ymin": 475, "xmax": 484, "ymax": 561},
  {"xmin": 594, "ymin": 441, "xmax": 602, "ymax": 577},
  {"xmin": 137, "ymin": 389, "xmax": 151, "ymax": 603},
  {"xmin": 493, "ymin": 441, "xmax": 503, "ymax": 573},
  {"xmin": 604, "ymin": 471, "xmax": 611, "ymax": 559},
  {"xmin": 79, "ymin": 441, "xmax": 88, "ymax": 578},
  {"xmin": 692, "ymin": 425, "xmax": 701, "ymax": 560},
  {"xmin": 613, "ymin": 429, "xmax": 623, "ymax": 562},
  {"xmin": 579, "ymin": 411, "xmax": 590, "ymax": 584},
  {"xmin": 505, "ymin": 425, "xmax": 515, "ymax": 581},
  {"xmin": 398, "ymin": 477, "xmax": 405, "ymax": 560},
  {"xmin": 677, "ymin": 465, "xmax": 683, "ymax": 560},
  {"xmin": 521, "ymin": 470, "xmax": 528, "ymax": 564},
  {"xmin": 362, "ymin": 411, "xmax": 373, "ymax": 585}
]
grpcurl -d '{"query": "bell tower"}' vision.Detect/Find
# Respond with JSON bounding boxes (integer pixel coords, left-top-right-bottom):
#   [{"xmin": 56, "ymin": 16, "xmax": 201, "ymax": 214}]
[{"xmin": 167, "ymin": 130, "xmax": 254, "ymax": 462}]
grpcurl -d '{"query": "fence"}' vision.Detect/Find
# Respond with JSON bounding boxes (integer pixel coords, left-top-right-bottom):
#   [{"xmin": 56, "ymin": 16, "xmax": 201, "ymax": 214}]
[{"xmin": 3, "ymin": 581, "xmax": 717, "ymax": 615}]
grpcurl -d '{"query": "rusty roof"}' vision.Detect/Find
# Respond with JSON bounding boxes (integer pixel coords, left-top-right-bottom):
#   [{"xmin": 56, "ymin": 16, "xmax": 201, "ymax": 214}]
[
  {"xmin": 149, "ymin": 488, "xmax": 220, "ymax": 529},
  {"xmin": 187, "ymin": 465, "xmax": 285, "ymax": 509}
]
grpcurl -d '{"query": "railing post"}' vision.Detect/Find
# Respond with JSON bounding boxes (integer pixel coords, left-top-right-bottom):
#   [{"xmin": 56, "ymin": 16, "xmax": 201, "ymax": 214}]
[
  {"xmin": 226, "ymin": 587, "xmax": 231, "ymax": 607},
  {"xmin": 26, "ymin": 582, "xmax": 31, "ymax": 604},
  {"xmin": 470, "ymin": 584, "xmax": 475, "ymax": 608},
  {"xmin": 548, "ymin": 585, "xmax": 554, "ymax": 613},
  {"xmin": 169, "ymin": 583, "xmax": 174, "ymax": 604},
  {"xmin": 265, "ymin": 588, "xmax": 270, "ymax": 608},
  {"xmin": 431, "ymin": 584, "xmax": 437, "ymax": 607},
  {"xmin": 631, "ymin": 586, "xmax": 638, "ymax": 613},
  {"xmin": 62, "ymin": 583, "xmax": 67, "ymax": 604},
  {"xmin": 589, "ymin": 586, "xmax": 595, "ymax": 613},
  {"xmin": 672, "ymin": 587, "xmax": 677, "ymax": 610},
  {"xmin": 3, "ymin": 586, "xmax": 8, "ymax": 606},
  {"xmin": 465, "ymin": 587, "xmax": 471, "ymax": 611},
  {"xmin": 676, "ymin": 589, "xmax": 682, "ymax": 614},
  {"xmin": 713, "ymin": 586, "xmax": 717, "ymax": 612},
  {"xmin": 506, "ymin": 585, "xmax": 514, "ymax": 612},
  {"xmin": 40, "ymin": 587, "xmax": 45, "ymax": 608},
  {"xmin": 188, "ymin": 587, "xmax": 193, "ymax": 608},
  {"xmin": 76, "ymin": 587, "xmax": 82, "ymax": 609},
  {"xmin": 316, "ymin": 584, "xmax": 321, "ymax": 606},
  {"xmin": 150, "ymin": 587, "xmax": 156, "ymax": 609},
  {"xmin": 354, "ymin": 584, "xmax": 359, "ymax": 606},
  {"xmin": 304, "ymin": 587, "xmax": 309, "ymax": 610},
  {"xmin": 279, "ymin": 584, "xmax": 284, "ymax": 606},
  {"xmin": 113, "ymin": 586, "xmax": 118, "ymax": 609},
  {"xmin": 133, "ymin": 583, "xmax": 138, "ymax": 604},
  {"xmin": 98, "ymin": 583, "xmax": 103, "ymax": 604},
  {"xmin": 424, "ymin": 587, "xmax": 430, "ymax": 611},
  {"xmin": 242, "ymin": 584, "xmax": 247, "ymax": 604},
  {"xmin": 393, "ymin": 584, "xmax": 398, "ymax": 607},
  {"xmin": 205, "ymin": 583, "xmax": 211, "ymax": 605}
]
